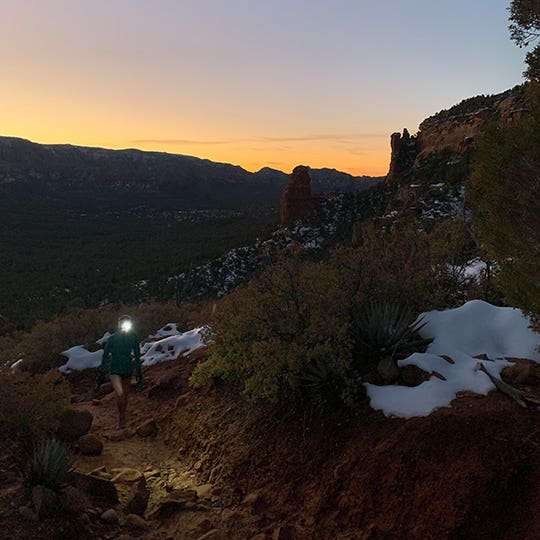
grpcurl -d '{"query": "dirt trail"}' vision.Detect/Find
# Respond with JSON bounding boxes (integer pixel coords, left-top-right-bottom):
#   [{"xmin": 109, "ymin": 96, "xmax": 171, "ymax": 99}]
[{"xmin": 70, "ymin": 357, "xmax": 235, "ymax": 540}]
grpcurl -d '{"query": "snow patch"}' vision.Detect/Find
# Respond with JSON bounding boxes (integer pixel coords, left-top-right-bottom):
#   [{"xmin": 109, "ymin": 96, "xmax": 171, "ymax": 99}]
[
  {"xmin": 141, "ymin": 327, "xmax": 205, "ymax": 366},
  {"xmin": 365, "ymin": 300, "xmax": 540, "ymax": 419}
]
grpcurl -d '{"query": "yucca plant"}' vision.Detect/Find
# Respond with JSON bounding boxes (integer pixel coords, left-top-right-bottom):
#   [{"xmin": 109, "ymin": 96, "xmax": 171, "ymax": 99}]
[
  {"xmin": 296, "ymin": 357, "xmax": 345, "ymax": 416},
  {"xmin": 351, "ymin": 299, "xmax": 432, "ymax": 378},
  {"xmin": 28, "ymin": 438, "xmax": 72, "ymax": 490}
]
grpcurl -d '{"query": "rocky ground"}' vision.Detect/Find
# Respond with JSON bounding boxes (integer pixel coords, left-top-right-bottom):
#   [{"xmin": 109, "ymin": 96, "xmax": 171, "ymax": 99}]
[{"xmin": 2, "ymin": 350, "xmax": 540, "ymax": 539}]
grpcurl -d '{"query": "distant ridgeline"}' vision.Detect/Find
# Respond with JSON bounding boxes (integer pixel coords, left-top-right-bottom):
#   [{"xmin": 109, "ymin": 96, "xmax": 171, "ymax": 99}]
[{"xmin": 0, "ymin": 137, "xmax": 380, "ymax": 210}]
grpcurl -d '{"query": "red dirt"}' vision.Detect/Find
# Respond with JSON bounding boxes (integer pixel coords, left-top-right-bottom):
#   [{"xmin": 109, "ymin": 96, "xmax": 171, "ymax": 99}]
[{"xmin": 3, "ymin": 354, "xmax": 540, "ymax": 539}]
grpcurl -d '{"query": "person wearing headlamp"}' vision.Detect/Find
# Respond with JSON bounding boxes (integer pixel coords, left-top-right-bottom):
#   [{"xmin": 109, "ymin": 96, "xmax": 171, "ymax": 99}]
[{"xmin": 99, "ymin": 315, "xmax": 143, "ymax": 429}]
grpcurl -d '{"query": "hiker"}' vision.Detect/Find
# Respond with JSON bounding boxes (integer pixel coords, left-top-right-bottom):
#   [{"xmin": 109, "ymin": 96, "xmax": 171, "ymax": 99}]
[{"xmin": 98, "ymin": 315, "xmax": 143, "ymax": 429}]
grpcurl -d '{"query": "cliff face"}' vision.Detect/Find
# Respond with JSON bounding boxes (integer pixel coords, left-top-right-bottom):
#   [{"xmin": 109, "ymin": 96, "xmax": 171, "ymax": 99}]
[
  {"xmin": 385, "ymin": 85, "xmax": 527, "ymax": 187},
  {"xmin": 279, "ymin": 165, "xmax": 319, "ymax": 226}
]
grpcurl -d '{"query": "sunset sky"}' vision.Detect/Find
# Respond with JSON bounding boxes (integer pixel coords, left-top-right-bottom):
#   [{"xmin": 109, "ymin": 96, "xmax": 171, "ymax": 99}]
[{"xmin": 0, "ymin": 0, "xmax": 526, "ymax": 176}]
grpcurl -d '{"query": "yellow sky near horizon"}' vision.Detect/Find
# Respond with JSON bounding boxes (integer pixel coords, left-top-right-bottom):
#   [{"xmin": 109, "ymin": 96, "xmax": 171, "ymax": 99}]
[{"xmin": 0, "ymin": 1, "xmax": 525, "ymax": 179}]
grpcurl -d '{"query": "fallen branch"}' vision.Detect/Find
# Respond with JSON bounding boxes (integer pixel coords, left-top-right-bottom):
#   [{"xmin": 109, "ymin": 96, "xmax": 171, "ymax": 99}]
[{"xmin": 476, "ymin": 362, "xmax": 540, "ymax": 408}]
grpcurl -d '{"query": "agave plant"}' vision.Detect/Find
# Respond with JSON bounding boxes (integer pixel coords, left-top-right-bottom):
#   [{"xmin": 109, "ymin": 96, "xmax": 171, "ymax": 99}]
[
  {"xmin": 351, "ymin": 299, "xmax": 432, "ymax": 377},
  {"xmin": 28, "ymin": 438, "xmax": 72, "ymax": 490},
  {"xmin": 296, "ymin": 357, "xmax": 344, "ymax": 416}
]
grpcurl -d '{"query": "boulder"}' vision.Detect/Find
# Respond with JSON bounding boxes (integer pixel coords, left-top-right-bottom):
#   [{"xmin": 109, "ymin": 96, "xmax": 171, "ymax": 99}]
[
  {"xmin": 78, "ymin": 434, "xmax": 103, "ymax": 456},
  {"xmin": 110, "ymin": 467, "xmax": 143, "ymax": 483},
  {"xmin": 69, "ymin": 471, "xmax": 119, "ymax": 506},
  {"xmin": 195, "ymin": 484, "xmax": 214, "ymax": 499},
  {"xmin": 125, "ymin": 513, "xmax": 150, "ymax": 531},
  {"xmin": 60, "ymin": 485, "xmax": 90, "ymax": 514},
  {"xmin": 126, "ymin": 477, "xmax": 149, "ymax": 515},
  {"xmin": 57, "ymin": 408, "xmax": 93, "ymax": 442},
  {"xmin": 100, "ymin": 508, "xmax": 119, "ymax": 523},
  {"xmin": 136, "ymin": 419, "xmax": 158, "ymax": 438},
  {"xmin": 32, "ymin": 485, "xmax": 58, "ymax": 518},
  {"xmin": 400, "ymin": 365, "xmax": 431, "ymax": 387},
  {"xmin": 279, "ymin": 165, "xmax": 317, "ymax": 226}
]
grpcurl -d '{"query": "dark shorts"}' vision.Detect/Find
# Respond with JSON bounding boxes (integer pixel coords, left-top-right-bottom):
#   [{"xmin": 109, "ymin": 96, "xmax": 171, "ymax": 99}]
[{"xmin": 110, "ymin": 371, "xmax": 132, "ymax": 381}]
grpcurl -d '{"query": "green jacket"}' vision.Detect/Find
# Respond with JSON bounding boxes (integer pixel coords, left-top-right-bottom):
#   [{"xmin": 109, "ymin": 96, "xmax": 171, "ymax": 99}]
[{"xmin": 101, "ymin": 332, "xmax": 142, "ymax": 379}]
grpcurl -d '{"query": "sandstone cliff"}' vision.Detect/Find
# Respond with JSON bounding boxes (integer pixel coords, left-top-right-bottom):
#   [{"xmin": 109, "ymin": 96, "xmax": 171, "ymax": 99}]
[{"xmin": 279, "ymin": 165, "xmax": 319, "ymax": 226}]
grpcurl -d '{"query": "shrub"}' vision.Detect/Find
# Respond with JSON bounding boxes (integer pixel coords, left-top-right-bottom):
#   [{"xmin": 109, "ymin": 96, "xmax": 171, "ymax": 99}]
[
  {"xmin": 0, "ymin": 371, "xmax": 70, "ymax": 449},
  {"xmin": 190, "ymin": 254, "xmax": 354, "ymax": 408},
  {"xmin": 28, "ymin": 438, "xmax": 72, "ymax": 490},
  {"xmin": 467, "ymin": 85, "xmax": 540, "ymax": 321},
  {"xmin": 351, "ymin": 299, "xmax": 431, "ymax": 377}
]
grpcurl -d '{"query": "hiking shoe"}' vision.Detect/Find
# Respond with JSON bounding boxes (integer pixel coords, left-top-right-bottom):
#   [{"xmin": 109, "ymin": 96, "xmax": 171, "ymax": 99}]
[{"xmin": 119, "ymin": 419, "xmax": 126, "ymax": 429}]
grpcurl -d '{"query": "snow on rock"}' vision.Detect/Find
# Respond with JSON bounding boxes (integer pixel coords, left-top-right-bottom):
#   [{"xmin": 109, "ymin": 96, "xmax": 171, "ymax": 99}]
[
  {"xmin": 141, "ymin": 327, "xmax": 205, "ymax": 366},
  {"xmin": 365, "ymin": 300, "xmax": 540, "ymax": 419},
  {"xmin": 10, "ymin": 358, "xmax": 24, "ymax": 372},
  {"xmin": 58, "ymin": 325, "xmax": 205, "ymax": 373},
  {"xmin": 421, "ymin": 300, "xmax": 540, "ymax": 361},
  {"xmin": 58, "ymin": 346, "xmax": 103, "ymax": 374}
]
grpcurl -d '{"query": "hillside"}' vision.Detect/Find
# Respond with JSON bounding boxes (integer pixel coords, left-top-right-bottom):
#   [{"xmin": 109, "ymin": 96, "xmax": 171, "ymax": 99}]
[{"xmin": 0, "ymin": 137, "xmax": 381, "ymax": 210}]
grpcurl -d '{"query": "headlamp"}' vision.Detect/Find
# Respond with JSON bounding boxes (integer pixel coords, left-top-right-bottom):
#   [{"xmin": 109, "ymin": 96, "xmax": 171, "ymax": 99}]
[{"xmin": 120, "ymin": 320, "xmax": 133, "ymax": 333}]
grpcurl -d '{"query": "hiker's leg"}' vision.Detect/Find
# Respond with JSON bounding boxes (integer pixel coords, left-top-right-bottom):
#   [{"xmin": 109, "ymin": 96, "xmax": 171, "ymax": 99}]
[
  {"xmin": 121, "ymin": 377, "xmax": 130, "ymax": 417},
  {"xmin": 110, "ymin": 374, "xmax": 126, "ymax": 425}
]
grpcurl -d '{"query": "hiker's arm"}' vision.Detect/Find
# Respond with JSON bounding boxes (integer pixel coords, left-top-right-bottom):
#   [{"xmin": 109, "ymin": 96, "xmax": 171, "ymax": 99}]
[
  {"xmin": 133, "ymin": 336, "xmax": 142, "ymax": 383},
  {"xmin": 100, "ymin": 338, "xmax": 111, "ymax": 373}
]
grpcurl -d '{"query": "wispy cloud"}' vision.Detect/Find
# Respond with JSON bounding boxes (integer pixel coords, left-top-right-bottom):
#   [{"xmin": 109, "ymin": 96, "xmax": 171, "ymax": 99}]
[
  {"xmin": 131, "ymin": 133, "xmax": 388, "ymax": 147},
  {"xmin": 132, "ymin": 138, "xmax": 233, "ymax": 145}
]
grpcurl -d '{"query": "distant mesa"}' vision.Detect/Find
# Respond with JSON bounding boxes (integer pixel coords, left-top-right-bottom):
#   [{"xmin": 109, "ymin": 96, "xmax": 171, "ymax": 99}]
[{"xmin": 280, "ymin": 165, "xmax": 319, "ymax": 226}]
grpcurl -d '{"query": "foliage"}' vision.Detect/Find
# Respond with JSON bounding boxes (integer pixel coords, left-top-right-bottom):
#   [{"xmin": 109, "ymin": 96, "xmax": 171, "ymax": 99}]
[
  {"xmin": 509, "ymin": 0, "xmax": 540, "ymax": 80},
  {"xmin": 0, "ymin": 199, "xmax": 276, "ymax": 329},
  {"xmin": 191, "ymin": 218, "xmax": 472, "ymax": 410},
  {"xmin": 0, "ymin": 301, "xmax": 188, "ymax": 373},
  {"xmin": 333, "ymin": 219, "xmax": 476, "ymax": 312},
  {"xmin": 28, "ymin": 438, "xmax": 72, "ymax": 490},
  {"xmin": 190, "ymin": 253, "xmax": 354, "ymax": 408},
  {"xmin": 351, "ymin": 299, "xmax": 430, "ymax": 374},
  {"xmin": 467, "ymin": 86, "xmax": 540, "ymax": 320},
  {"xmin": 0, "ymin": 371, "xmax": 70, "ymax": 450}
]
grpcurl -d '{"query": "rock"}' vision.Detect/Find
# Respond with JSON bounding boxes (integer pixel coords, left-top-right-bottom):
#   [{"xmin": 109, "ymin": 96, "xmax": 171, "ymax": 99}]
[
  {"xmin": 91, "ymin": 399, "xmax": 101, "ymax": 406},
  {"xmin": 136, "ymin": 419, "xmax": 158, "ymax": 438},
  {"xmin": 56, "ymin": 408, "xmax": 93, "ymax": 441},
  {"xmin": 125, "ymin": 513, "xmax": 150, "ymax": 531},
  {"xmin": 221, "ymin": 508, "xmax": 246, "ymax": 524},
  {"xmin": 100, "ymin": 508, "xmax": 119, "ymax": 523},
  {"xmin": 126, "ymin": 478, "xmax": 149, "ymax": 515},
  {"xmin": 385, "ymin": 128, "xmax": 417, "ymax": 184},
  {"xmin": 280, "ymin": 165, "xmax": 318, "ymax": 226},
  {"xmin": 250, "ymin": 535, "xmax": 268, "ymax": 540},
  {"xmin": 78, "ymin": 433, "xmax": 103, "ymax": 456},
  {"xmin": 242, "ymin": 492, "xmax": 260, "ymax": 506},
  {"xmin": 503, "ymin": 361, "xmax": 540, "ymax": 386},
  {"xmin": 196, "ymin": 530, "xmax": 229, "ymax": 540},
  {"xmin": 69, "ymin": 471, "xmax": 119, "ymax": 506},
  {"xmin": 195, "ymin": 484, "xmax": 213, "ymax": 499},
  {"xmin": 401, "ymin": 365, "xmax": 431, "ymax": 387},
  {"xmin": 148, "ymin": 370, "xmax": 180, "ymax": 399},
  {"xmin": 110, "ymin": 467, "xmax": 143, "ymax": 484},
  {"xmin": 377, "ymin": 357, "xmax": 400, "ymax": 384},
  {"xmin": 60, "ymin": 485, "xmax": 90, "ymax": 514},
  {"xmin": 151, "ymin": 489, "xmax": 198, "ymax": 518},
  {"xmin": 32, "ymin": 485, "xmax": 58, "ymax": 518},
  {"xmin": 99, "ymin": 382, "xmax": 114, "ymax": 395},
  {"xmin": 18, "ymin": 505, "xmax": 38, "ymax": 522}
]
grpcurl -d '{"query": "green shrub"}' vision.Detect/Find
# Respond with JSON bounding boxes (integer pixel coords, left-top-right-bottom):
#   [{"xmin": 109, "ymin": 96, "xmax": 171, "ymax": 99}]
[
  {"xmin": 467, "ymin": 85, "xmax": 540, "ymax": 321},
  {"xmin": 28, "ymin": 438, "xmax": 72, "ymax": 490},
  {"xmin": 190, "ymin": 255, "xmax": 353, "ymax": 408},
  {"xmin": 351, "ymin": 299, "xmax": 431, "ymax": 376}
]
